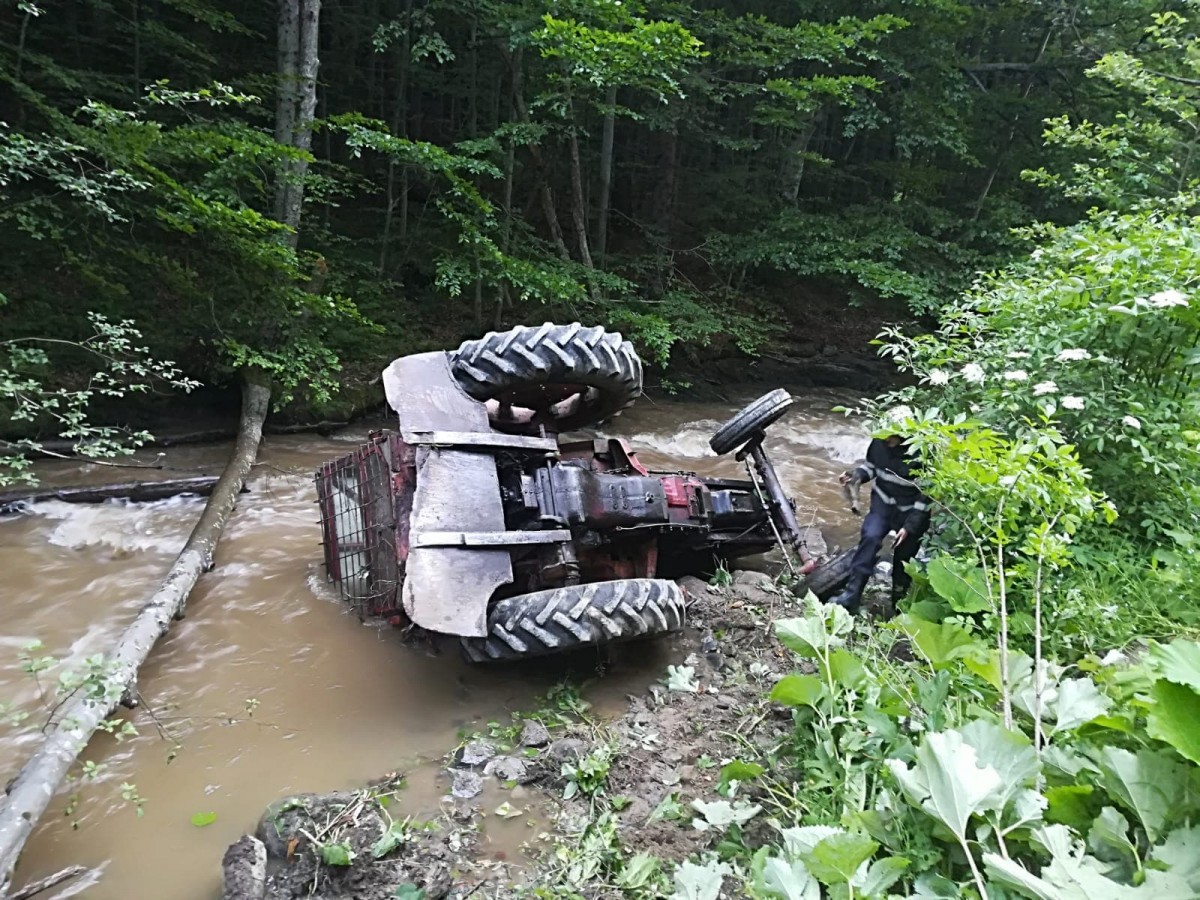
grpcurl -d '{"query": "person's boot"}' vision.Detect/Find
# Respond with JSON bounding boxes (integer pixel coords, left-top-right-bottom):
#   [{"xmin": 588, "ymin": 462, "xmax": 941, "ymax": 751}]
[{"xmin": 828, "ymin": 574, "xmax": 868, "ymax": 615}]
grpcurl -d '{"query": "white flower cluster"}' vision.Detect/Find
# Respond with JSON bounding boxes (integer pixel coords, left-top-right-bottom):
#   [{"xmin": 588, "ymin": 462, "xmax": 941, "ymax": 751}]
[
  {"xmin": 1062, "ymin": 396, "xmax": 1085, "ymax": 410},
  {"xmin": 927, "ymin": 369, "xmax": 950, "ymax": 385},
  {"xmin": 1033, "ymin": 381, "xmax": 1057, "ymax": 396},
  {"xmin": 1057, "ymin": 348, "xmax": 1090, "ymax": 362},
  {"xmin": 1004, "ymin": 370, "xmax": 1028, "ymax": 382},
  {"xmin": 1148, "ymin": 289, "xmax": 1189, "ymax": 308},
  {"xmin": 961, "ymin": 363, "xmax": 985, "ymax": 384}
]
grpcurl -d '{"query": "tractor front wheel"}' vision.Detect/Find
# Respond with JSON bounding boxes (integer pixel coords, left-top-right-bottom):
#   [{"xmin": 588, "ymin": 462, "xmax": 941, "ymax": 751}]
[{"xmin": 461, "ymin": 578, "xmax": 685, "ymax": 663}]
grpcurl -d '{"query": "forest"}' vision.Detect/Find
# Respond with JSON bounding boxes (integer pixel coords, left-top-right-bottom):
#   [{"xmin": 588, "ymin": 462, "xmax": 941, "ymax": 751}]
[
  {"xmin": 3, "ymin": 0, "xmax": 1200, "ymax": 897},
  {"xmin": 3, "ymin": 0, "xmax": 1177, "ymax": 411}
]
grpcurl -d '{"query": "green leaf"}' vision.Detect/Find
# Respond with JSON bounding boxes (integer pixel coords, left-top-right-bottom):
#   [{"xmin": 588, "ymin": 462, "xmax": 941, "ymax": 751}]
[
  {"xmin": 985, "ymin": 824, "xmax": 1197, "ymax": 899},
  {"xmin": 616, "ymin": 853, "xmax": 661, "ymax": 890},
  {"xmin": 771, "ymin": 674, "xmax": 825, "ymax": 708},
  {"xmin": 394, "ymin": 886, "xmax": 426, "ymax": 900},
  {"xmin": 828, "ymin": 648, "xmax": 869, "ymax": 690},
  {"xmin": 1045, "ymin": 785, "xmax": 1097, "ymax": 831},
  {"xmin": 802, "ymin": 832, "xmax": 878, "ymax": 886},
  {"xmin": 1088, "ymin": 806, "xmax": 1136, "ymax": 866},
  {"xmin": 691, "ymin": 798, "xmax": 761, "ymax": 832},
  {"xmin": 959, "ymin": 719, "xmax": 1040, "ymax": 809},
  {"xmin": 775, "ymin": 608, "xmax": 850, "ymax": 659},
  {"xmin": 1149, "ymin": 640, "xmax": 1200, "ymax": 693},
  {"xmin": 1051, "ymin": 678, "xmax": 1112, "ymax": 734},
  {"xmin": 896, "ymin": 615, "xmax": 980, "ymax": 669},
  {"xmin": 1151, "ymin": 826, "xmax": 1200, "ymax": 892},
  {"xmin": 1096, "ymin": 747, "xmax": 1190, "ymax": 843},
  {"xmin": 190, "ymin": 811, "xmax": 217, "ymax": 827},
  {"xmin": 1147, "ymin": 680, "xmax": 1200, "ymax": 765},
  {"xmin": 372, "ymin": 820, "xmax": 410, "ymax": 858},
  {"xmin": 320, "ymin": 841, "xmax": 356, "ymax": 866},
  {"xmin": 671, "ymin": 858, "xmax": 731, "ymax": 900},
  {"xmin": 718, "ymin": 760, "xmax": 765, "ymax": 795},
  {"xmin": 855, "ymin": 856, "xmax": 910, "ymax": 896},
  {"xmin": 886, "ymin": 729, "xmax": 1004, "ymax": 842},
  {"xmin": 926, "ymin": 556, "xmax": 991, "ymax": 613},
  {"xmin": 752, "ymin": 850, "xmax": 818, "ymax": 900}
]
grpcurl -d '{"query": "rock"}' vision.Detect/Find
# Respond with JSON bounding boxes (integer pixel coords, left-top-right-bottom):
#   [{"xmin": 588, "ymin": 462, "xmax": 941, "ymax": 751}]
[
  {"xmin": 455, "ymin": 740, "xmax": 496, "ymax": 767},
  {"xmin": 546, "ymin": 738, "xmax": 588, "ymax": 762},
  {"xmin": 484, "ymin": 756, "xmax": 530, "ymax": 783},
  {"xmin": 732, "ymin": 570, "xmax": 776, "ymax": 592},
  {"xmin": 621, "ymin": 797, "xmax": 652, "ymax": 824},
  {"xmin": 714, "ymin": 695, "xmax": 734, "ymax": 710},
  {"xmin": 797, "ymin": 526, "xmax": 828, "ymax": 559},
  {"xmin": 679, "ymin": 765, "xmax": 697, "ymax": 784},
  {"xmin": 677, "ymin": 575, "xmax": 712, "ymax": 600},
  {"xmin": 256, "ymin": 792, "xmax": 335, "ymax": 859},
  {"xmin": 222, "ymin": 834, "xmax": 266, "ymax": 900},
  {"xmin": 520, "ymin": 719, "xmax": 550, "ymax": 748},
  {"xmin": 451, "ymin": 770, "xmax": 484, "ymax": 799}
]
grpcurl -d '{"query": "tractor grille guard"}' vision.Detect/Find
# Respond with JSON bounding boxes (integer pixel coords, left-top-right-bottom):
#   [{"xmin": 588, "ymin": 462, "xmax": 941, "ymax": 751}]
[{"xmin": 314, "ymin": 433, "xmax": 412, "ymax": 618}]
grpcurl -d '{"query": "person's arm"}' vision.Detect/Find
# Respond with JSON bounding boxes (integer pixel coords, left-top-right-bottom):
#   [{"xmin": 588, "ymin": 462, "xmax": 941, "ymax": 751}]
[{"xmin": 840, "ymin": 439, "xmax": 883, "ymax": 485}]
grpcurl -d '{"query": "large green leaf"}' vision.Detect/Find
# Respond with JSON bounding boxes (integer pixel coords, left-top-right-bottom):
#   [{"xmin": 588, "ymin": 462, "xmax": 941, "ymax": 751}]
[
  {"xmin": 1147, "ymin": 680, "xmax": 1200, "ymax": 765},
  {"xmin": 828, "ymin": 648, "xmax": 869, "ymax": 690},
  {"xmin": 1051, "ymin": 678, "xmax": 1112, "ymax": 734},
  {"xmin": 1045, "ymin": 785, "xmax": 1097, "ymax": 831},
  {"xmin": 984, "ymin": 824, "xmax": 1196, "ymax": 899},
  {"xmin": 854, "ymin": 857, "xmax": 910, "ymax": 897},
  {"xmin": 802, "ymin": 832, "xmax": 878, "ymax": 886},
  {"xmin": 775, "ymin": 607, "xmax": 851, "ymax": 659},
  {"xmin": 1096, "ymin": 747, "xmax": 1191, "ymax": 843},
  {"xmin": 886, "ymin": 729, "xmax": 1004, "ymax": 842},
  {"xmin": 1151, "ymin": 826, "xmax": 1200, "ymax": 892},
  {"xmin": 959, "ymin": 719, "xmax": 1039, "ymax": 810},
  {"xmin": 897, "ymin": 615, "xmax": 980, "ymax": 669},
  {"xmin": 771, "ymin": 674, "xmax": 825, "ymax": 708},
  {"xmin": 926, "ymin": 555, "xmax": 991, "ymax": 613},
  {"xmin": 672, "ymin": 859, "xmax": 731, "ymax": 900},
  {"xmin": 1148, "ymin": 639, "xmax": 1200, "ymax": 693},
  {"xmin": 1087, "ymin": 806, "xmax": 1137, "ymax": 867},
  {"xmin": 751, "ymin": 848, "xmax": 819, "ymax": 900}
]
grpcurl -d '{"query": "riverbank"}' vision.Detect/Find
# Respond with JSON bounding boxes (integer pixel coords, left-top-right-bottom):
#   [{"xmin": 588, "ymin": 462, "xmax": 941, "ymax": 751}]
[{"xmin": 228, "ymin": 568, "xmax": 894, "ymax": 899}]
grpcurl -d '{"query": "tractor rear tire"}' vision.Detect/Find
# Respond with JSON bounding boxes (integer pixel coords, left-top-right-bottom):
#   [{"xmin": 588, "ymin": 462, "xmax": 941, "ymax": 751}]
[
  {"xmin": 799, "ymin": 547, "xmax": 858, "ymax": 600},
  {"xmin": 710, "ymin": 389, "xmax": 795, "ymax": 455},
  {"xmin": 449, "ymin": 322, "xmax": 642, "ymax": 433},
  {"xmin": 461, "ymin": 578, "xmax": 685, "ymax": 663}
]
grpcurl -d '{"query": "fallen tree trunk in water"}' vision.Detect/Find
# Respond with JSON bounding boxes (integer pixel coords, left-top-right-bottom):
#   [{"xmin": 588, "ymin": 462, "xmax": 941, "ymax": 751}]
[
  {"xmin": 0, "ymin": 371, "xmax": 272, "ymax": 896},
  {"xmin": 0, "ymin": 476, "xmax": 232, "ymax": 515},
  {"xmin": 9, "ymin": 865, "xmax": 89, "ymax": 900}
]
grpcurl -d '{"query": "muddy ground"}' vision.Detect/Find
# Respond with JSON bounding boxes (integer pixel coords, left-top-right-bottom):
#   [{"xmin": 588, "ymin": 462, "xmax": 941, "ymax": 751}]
[{"xmin": 223, "ymin": 567, "xmax": 894, "ymax": 900}]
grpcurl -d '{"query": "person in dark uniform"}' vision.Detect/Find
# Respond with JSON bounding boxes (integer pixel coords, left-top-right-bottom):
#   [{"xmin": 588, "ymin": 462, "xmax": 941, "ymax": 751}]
[{"xmin": 829, "ymin": 433, "xmax": 932, "ymax": 614}]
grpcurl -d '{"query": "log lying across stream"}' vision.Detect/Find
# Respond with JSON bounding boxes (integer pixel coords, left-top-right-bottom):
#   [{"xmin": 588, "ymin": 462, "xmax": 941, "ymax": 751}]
[
  {"xmin": 0, "ymin": 476, "xmax": 229, "ymax": 515},
  {"xmin": 0, "ymin": 372, "xmax": 273, "ymax": 896}
]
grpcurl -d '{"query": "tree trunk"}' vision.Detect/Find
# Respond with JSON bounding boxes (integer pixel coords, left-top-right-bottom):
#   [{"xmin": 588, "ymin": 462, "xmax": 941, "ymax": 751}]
[
  {"xmin": 648, "ymin": 125, "xmax": 678, "ymax": 298},
  {"xmin": 594, "ymin": 86, "xmax": 617, "ymax": 262},
  {"xmin": 273, "ymin": 0, "xmax": 300, "ymax": 225},
  {"xmin": 0, "ymin": 476, "xmax": 229, "ymax": 515},
  {"xmin": 379, "ymin": 0, "xmax": 412, "ymax": 274},
  {"xmin": 784, "ymin": 120, "xmax": 818, "ymax": 204},
  {"xmin": 501, "ymin": 44, "xmax": 569, "ymax": 260},
  {"xmin": 274, "ymin": 0, "xmax": 320, "ymax": 244},
  {"xmin": 567, "ymin": 103, "xmax": 596, "ymax": 274},
  {"xmin": 0, "ymin": 373, "xmax": 272, "ymax": 896},
  {"xmin": 131, "ymin": 0, "xmax": 141, "ymax": 94}
]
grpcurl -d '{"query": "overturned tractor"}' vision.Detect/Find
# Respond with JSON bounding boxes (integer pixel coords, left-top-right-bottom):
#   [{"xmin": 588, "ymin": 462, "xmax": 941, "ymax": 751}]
[{"xmin": 314, "ymin": 323, "xmax": 844, "ymax": 662}]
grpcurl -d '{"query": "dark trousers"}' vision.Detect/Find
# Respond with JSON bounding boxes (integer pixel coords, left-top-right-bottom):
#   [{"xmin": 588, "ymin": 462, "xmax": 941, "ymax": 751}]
[{"xmin": 849, "ymin": 495, "xmax": 928, "ymax": 594}]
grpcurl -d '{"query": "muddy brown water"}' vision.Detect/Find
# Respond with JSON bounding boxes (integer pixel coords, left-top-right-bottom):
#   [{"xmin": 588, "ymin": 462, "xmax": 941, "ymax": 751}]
[{"xmin": 0, "ymin": 387, "xmax": 867, "ymax": 898}]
